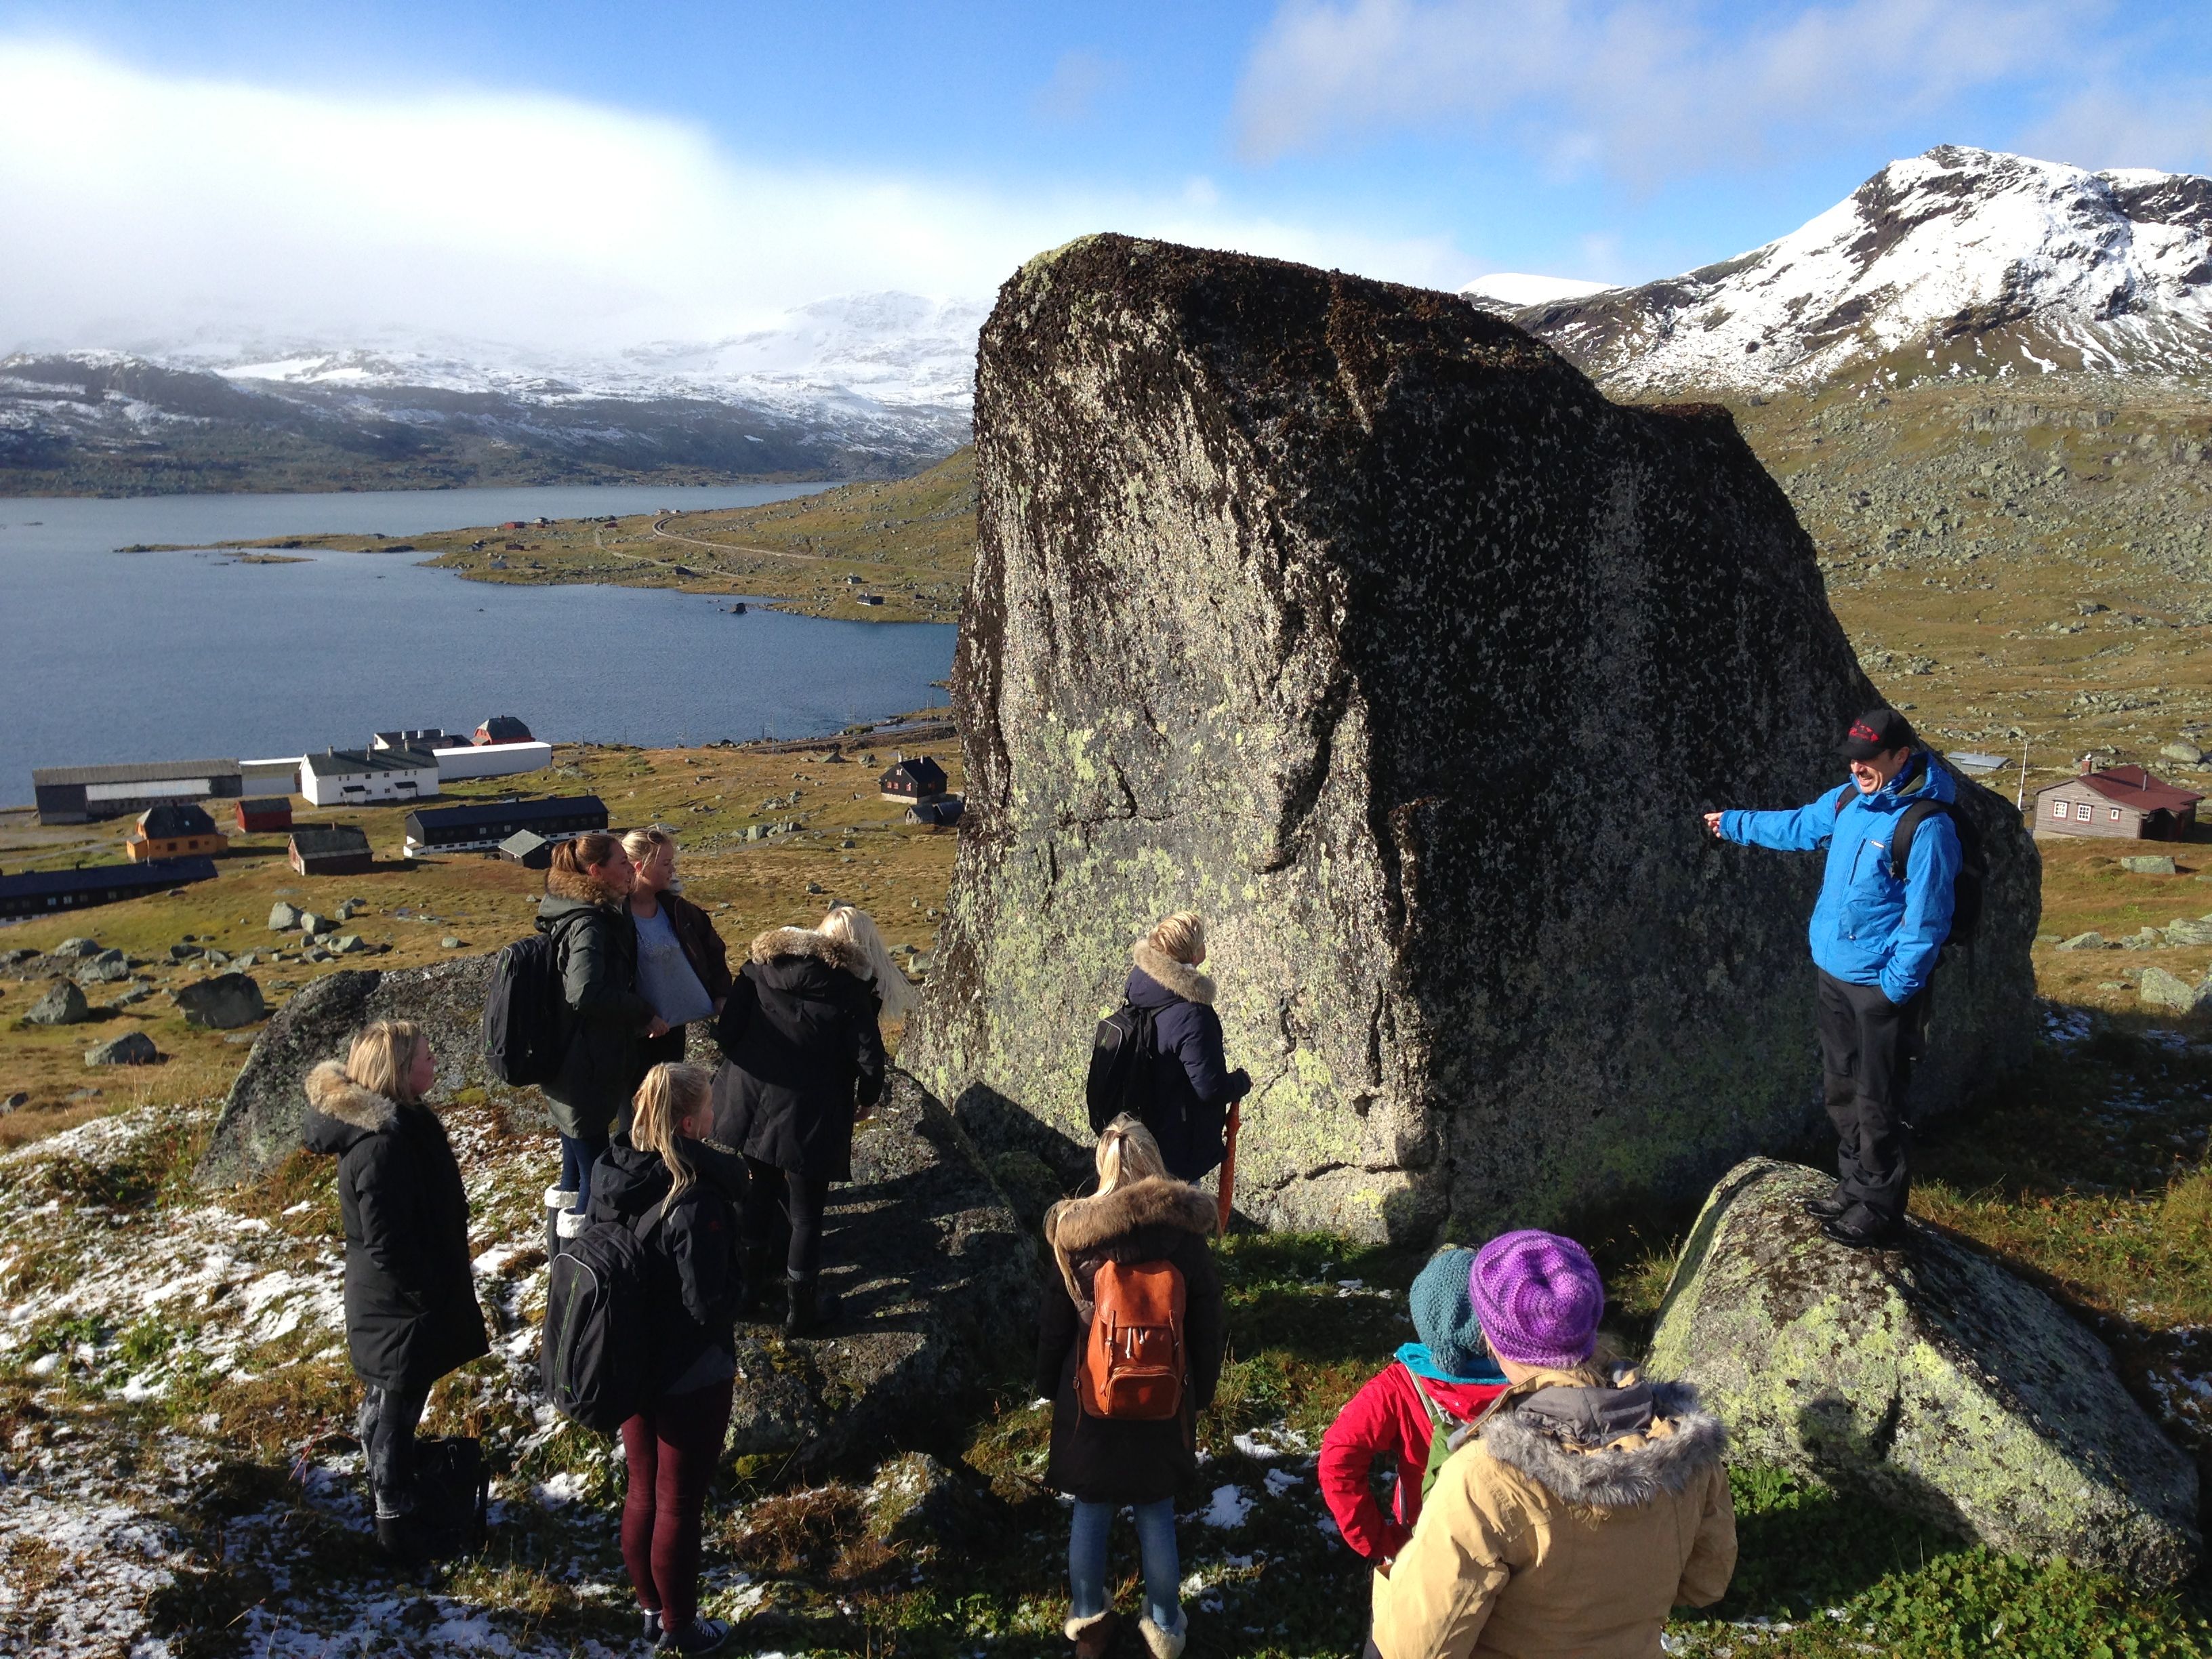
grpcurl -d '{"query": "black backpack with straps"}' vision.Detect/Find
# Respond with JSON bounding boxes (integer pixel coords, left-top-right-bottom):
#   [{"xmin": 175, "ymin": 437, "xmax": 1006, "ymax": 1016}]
[
  {"xmin": 540, "ymin": 1202, "xmax": 666, "ymax": 1433},
  {"xmin": 1833, "ymin": 785, "xmax": 1985, "ymax": 947},
  {"xmin": 1086, "ymin": 1002, "xmax": 1159, "ymax": 1134}
]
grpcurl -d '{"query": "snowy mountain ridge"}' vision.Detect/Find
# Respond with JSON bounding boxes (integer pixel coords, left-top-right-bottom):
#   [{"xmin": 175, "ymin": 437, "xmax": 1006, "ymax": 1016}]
[{"xmin": 1493, "ymin": 146, "xmax": 2212, "ymax": 392}]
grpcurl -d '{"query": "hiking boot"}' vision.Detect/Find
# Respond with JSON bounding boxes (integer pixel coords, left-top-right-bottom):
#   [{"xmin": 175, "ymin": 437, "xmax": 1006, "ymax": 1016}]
[
  {"xmin": 1821, "ymin": 1206, "xmax": 1902, "ymax": 1249},
  {"xmin": 1067, "ymin": 1610, "xmax": 1118, "ymax": 1658},
  {"xmin": 373, "ymin": 1508, "xmax": 431, "ymax": 1569},
  {"xmin": 1802, "ymin": 1189, "xmax": 1850, "ymax": 1221},
  {"xmin": 642, "ymin": 1610, "xmax": 662, "ymax": 1645},
  {"xmin": 783, "ymin": 1274, "xmax": 838, "ymax": 1336},
  {"xmin": 735, "ymin": 1245, "xmax": 777, "ymax": 1320},
  {"xmin": 661, "ymin": 1616, "xmax": 731, "ymax": 1654}
]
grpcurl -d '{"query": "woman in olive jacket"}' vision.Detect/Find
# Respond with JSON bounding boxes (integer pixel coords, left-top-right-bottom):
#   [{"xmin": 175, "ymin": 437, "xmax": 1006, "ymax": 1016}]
[
  {"xmin": 714, "ymin": 925, "xmax": 885, "ymax": 1334},
  {"xmin": 301, "ymin": 1020, "xmax": 488, "ymax": 1559},
  {"xmin": 537, "ymin": 833, "xmax": 667, "ymax": 1214},
  {"xmin": 1036, "ymin": 1116, "xmax": 1225, "ymax": 1659}
]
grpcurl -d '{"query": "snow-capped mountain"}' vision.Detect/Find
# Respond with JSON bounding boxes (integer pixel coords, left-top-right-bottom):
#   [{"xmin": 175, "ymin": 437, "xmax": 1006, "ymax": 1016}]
[
  {"xmin": 1496, "ymin": 146, "xmax": 2212, "ymax": 392},
  {"xmin": 0, "ymin": 293, "xmax": 985, "ymax": 492},
  {"xmin": 1460, "ymin": 272, "xmax": 1612, "ymax": 308}
]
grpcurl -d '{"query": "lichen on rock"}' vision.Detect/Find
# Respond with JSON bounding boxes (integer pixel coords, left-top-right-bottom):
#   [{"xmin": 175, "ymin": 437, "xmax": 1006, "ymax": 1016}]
[
  {"xmin": 1648, "ymin": 1157, "xmax": 2200, "ymax": 1584},
  {"xmin": 906, "ymin": 233, "xmax": 2039, "ymax": 1241}
]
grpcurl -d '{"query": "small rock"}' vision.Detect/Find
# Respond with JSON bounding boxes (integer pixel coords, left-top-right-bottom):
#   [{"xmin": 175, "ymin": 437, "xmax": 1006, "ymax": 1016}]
[
  {"xmin": 2122, "ymin": 855, "xmax": 2179, "ymax": 876},
  {"xmin": 2034, "ymin": 933, "xmax": 2064, "ymax": 946},
  {"xmin": 1, "ymin": 948, "xmax": 38, "ymax": 968},
  {"xmin": 173, "ymin": 974, "xmax": 266, "ymax": 1030},
  {"xmin": 2, "ymin": 1090, "xmax": 27, "ymax": 1113},
  {"xmin": 168, "ymin": 943, "xmax": 204, "ymax": 962},
  {"xmin": 75, "ymin": 956, "xmax": 132, "ymax": 985},
  {"xmin": 2165, "ymin": 919, "xmax": 2212, "ymax": 948},
  {"xmin": 268, "ymin": 901, "xmax": 302, "ymax": 931},
  {"xmin": 336, "ymin": 899, "xmax": 365, "ymax": 920},
  {"xmin": 224, "ymin": 1031, "xmax": 257, "ymax": 1046},
  {"xmin": 440, "ymin": 937, "xmax": 464, "ymax": 949},
  {"xmin": 85, "ymin": 1031, "xmax": 160, "ymax": 1067},
  {"xmin": 2162, "ymin": 741, "xmax": 2205, "ymax": 765},
  {"xmin": 21, "ymin": 980, "xmax": 90, "ymax": 1026},
  {"xmin": 2139, "ymin": 967, "xmax": 2212, "ymax": 1012},
  {"xmin": 2055, "ymin": 931, "xmax": 2108, "ymax": 951},
  {"xmin": 66, "ymin": 1088, "xmax": 103, "ymax": 1102},
  {"xmin": 805, "ymin": 882, "xmax": 825, "ymax": 895},
  {"xmin": 51, "ymin": 937, "xmax": 102, "ymax": 959},
  {"xmin": 330, "ymin": 935, "xmax": 369, "ymax": 956},
  {"xmin": 298, "ymin": 912, "xmax": 330, "ymax": 937},
  {"xmin": 114, "ymin": 986, "xmax": 157, "ymax": 1007}
]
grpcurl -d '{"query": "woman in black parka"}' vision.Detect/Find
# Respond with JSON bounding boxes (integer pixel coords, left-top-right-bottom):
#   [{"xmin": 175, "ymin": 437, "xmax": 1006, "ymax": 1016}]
[
  {"xmin": 1037, "ymin": 1115, "xmax": 1225, "ymax": 1659},
  {"xmin": 1126, "ymin": 912, "xmax": 1252, "ymax": 1183},
  {"xmin": 714, "ymin": 925, "xmax": 886, "ymax": 1334},
  {"xmin": 302, "ymin": 1020, "xmax": 488, "ymax": 1559}
]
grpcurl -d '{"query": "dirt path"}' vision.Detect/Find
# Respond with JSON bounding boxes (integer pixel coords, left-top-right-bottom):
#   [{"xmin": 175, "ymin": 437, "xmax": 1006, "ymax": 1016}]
[{"xmin": 647, "ymin": 516, "xmax": 828, "ymax": 565}]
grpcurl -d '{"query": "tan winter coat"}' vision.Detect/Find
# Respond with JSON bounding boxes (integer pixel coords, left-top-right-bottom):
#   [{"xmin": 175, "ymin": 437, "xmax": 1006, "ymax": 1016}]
[{"xmin": 1369, "ymin": 1366, "xmax": 1736, "ymax": 1659}]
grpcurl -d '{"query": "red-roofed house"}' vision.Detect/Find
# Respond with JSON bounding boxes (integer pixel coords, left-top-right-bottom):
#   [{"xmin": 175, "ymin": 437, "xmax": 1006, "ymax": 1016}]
[{"xmin": 2034, "ymin": 764, "xmax": 2204, "ymax": 840}]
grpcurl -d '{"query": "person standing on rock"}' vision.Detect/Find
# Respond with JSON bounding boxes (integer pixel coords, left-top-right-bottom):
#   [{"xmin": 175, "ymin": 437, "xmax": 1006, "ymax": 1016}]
[
  {"xmin": 1702, "ymin": 706, "xmax": 1963, "ymax": 1248},
  {"xmin": 819, "ymin": 903, "xmax": 922, "ymax": 1026},
  {"xmin": 1126, "ymin": 912, "xmax": 1252, "ymax": 1186},
  {"xmin": 622, "ymin": 826, "xmax": 731, "ymax": 1071},
  {"xmin": 1038, "ymin": 1115, "xmax": 1226, "ymax": 1659},
  {"xmin": 714, "ymin": 924, "xmax": 886, "ymax": 1334},
  {"xmin": 592, "ymin": 1062, "xmax": 745, "ymax": 1656},
  {"xmin": 300, "ymin": 1020, "xmax": 488, "ymax": 1563},
  {"xmin": 538, "ymin": 834, "xmax": 668, "ymax": 1221},
  {"xmin": 1366, "ymin": 1230, "xmax": 1736, "ymax": 1659}
]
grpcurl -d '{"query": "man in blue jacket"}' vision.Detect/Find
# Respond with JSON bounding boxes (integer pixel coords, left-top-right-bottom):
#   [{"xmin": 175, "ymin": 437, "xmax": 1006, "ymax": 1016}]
[{"xmin": 1702, "ymin": 707, "xmax": 1962, "ymax": 1246}]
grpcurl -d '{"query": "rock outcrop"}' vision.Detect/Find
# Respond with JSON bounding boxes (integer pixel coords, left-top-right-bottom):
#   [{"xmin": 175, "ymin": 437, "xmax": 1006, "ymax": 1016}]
[
  {"xmin": 196, "ymin": 956, "xmax": 506, "ymax": 1185},
  {"xmin": 20, "ymin": 980, "xmax": 89, "ymax": 1027},
  {"xmin": 1648, "ymin": 1158, "xmax": 2200, "ymax": 1584},
  {"xmin": 173, "ymin": 974, "xmax": 266, "ymax": 1031},
  {"xmin": 905, "ymin": 234, "xmax": 2039, "ymax": 1240}
]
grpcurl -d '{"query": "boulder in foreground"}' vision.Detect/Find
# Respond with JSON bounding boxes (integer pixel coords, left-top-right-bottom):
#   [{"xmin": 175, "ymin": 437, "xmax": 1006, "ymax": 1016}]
[
  {"xmin": 1647, "ymin": 1158, "xmax": 2200, "ymax": 1584},
  {"xmin": 907, "ymin": 233, "xmax": 2039, "ymax": 1241}
]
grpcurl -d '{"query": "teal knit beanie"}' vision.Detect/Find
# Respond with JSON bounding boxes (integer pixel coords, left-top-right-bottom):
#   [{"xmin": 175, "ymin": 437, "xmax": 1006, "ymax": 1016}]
[{"xmin": 1408, "ymin": 1248, "xmax": 1487, "ymax": 1378}]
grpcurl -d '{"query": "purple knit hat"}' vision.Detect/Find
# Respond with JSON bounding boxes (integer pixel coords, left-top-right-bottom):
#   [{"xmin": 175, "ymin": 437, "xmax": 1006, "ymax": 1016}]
[{"xmin": 1469, "ymin": 1229, "xmax": 1605, "ymax": 1370}]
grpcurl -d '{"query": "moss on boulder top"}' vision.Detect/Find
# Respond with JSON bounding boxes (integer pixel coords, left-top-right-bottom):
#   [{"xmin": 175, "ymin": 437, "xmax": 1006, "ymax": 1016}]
[
  {"xmin": 1650, "ymin": 1158, "xmax": 2200, "ymax": 1584},
  {"xmin": 906, "ymin": 233, "xmax": 2038, "ymax": 1242}
]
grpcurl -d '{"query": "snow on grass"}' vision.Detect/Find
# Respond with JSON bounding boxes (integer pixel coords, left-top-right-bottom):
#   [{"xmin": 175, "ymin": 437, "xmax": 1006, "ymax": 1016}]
[{"xmin": 1197, "ymin": 1483, "xmax": 1254, "ymax": 1529}]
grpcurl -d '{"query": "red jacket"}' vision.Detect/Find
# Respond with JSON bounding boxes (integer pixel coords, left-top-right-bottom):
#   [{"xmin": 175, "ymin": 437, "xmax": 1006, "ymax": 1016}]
[{"xmin": 1318, "ymin": 1361, "xmax": 1510, "ymax": 1564}]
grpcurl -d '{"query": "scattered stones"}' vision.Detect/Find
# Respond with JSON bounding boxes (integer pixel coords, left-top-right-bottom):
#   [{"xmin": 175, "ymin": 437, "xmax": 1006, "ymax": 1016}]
[
  {"xmin": 2055, "ymin": 930, "xmax": 2110, "ymax": 950},
  {"xmin": 2138, "ymin": 967, "xmax": 2211, "ymax": 1012},
  {"xmin": 2123, "ymin": 855, "xmax": 2180, "ymax": 876},
  {"xmin": 2161, "ymin": 741, "xmax": 2204, "ymax": 765},
  {"xmin": 1650, "ymin": 1158, "xmax": 2201, "ymax": 1584},
  {"xmin": 173, "ymin": 974, "xmax": 266, "ymax": 1031},
  {"xmin": 268, "ymin": 901, "xmax": 302, "ymax": 931},
  {"xmin": 51, "ymin": 938, "xmax": 103, "ymax": 959},
  {"xmin": 75, "ymin": 952, "xmax": 132, "ymax": 985},
  {"xmin": 21, "ymin": 980, "xmax": 90, "ymax": 1026},
  {"xmin": 85, "ymin": 1031, "xmax": 160, "ymax": 1067}
]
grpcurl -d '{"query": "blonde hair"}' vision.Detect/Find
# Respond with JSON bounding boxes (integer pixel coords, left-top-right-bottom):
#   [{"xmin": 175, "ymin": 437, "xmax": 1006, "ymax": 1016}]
[
  {"xmin": 819, "ymin": 905, "xmax": 920, "ymax": 1021},
  {"xmin": 1050, "ymin": 1115, "xmax": 1172, "ymax": 1313},
  {"xmin": 347, "ymin": 1020, "xmax": 428, "ymax": 1105},
  {"xmin": 630, "ymin": 1063, "xmax": 712, "ymax": 1197},
  {"xmin": 621, "ymin": 825, "xmax": 673, "ymax": 867},
  {"xmin": 1147, "ymin": 911, "xmax": 1205, "ymax": 965}
]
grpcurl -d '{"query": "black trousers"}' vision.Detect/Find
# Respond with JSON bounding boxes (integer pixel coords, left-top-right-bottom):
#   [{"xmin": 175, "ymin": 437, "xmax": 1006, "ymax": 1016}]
[
  {"xmin": 1816, "ymin": 968, "xmax": 1929, "ymax": 1226},
  {"xmin": 742, "ymin": 1156, "xmax": 827, "ymax": 1280},
  {"xmin": 356, "ymin": 1385, "xmax": 428, "ymax": 1517}
]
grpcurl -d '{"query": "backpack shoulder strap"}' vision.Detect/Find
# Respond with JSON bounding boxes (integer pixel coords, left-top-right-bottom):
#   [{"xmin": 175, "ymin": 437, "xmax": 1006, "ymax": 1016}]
[
  {"xmin": 1400, "ymin": 1362, "xmax": 1453, "ymax": 1430},
  {"xmin": 1887, "ymin": 799, "xmax": 1954, "ymax": 881}
]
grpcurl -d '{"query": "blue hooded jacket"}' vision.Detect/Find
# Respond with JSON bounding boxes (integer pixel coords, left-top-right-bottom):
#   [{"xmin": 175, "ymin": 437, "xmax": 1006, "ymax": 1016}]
[{"xmin": 1718, "ymin": 751, "xmax": 1962, "ymax": 1004}]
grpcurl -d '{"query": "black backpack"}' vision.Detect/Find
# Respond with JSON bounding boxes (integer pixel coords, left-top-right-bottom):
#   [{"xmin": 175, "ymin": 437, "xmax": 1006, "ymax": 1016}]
[
  {"xmin": 1086, "ymin": 1003, "xmax": 1158, "ymax": 1134},
  {"xmin": 409, "ymin": 1436, "xmax": 489, "ymax": 1559},
  {"xmin": 540, "ymin": 1204, "xmax": 664, "ymax": 1434},
  {"xmin": 482, "ymin": 933, "xmax": 569, "ymax": 1086},
  {"xmin": 1833, "ymin": 787, "xmax": 1984, "ymax": 947}
]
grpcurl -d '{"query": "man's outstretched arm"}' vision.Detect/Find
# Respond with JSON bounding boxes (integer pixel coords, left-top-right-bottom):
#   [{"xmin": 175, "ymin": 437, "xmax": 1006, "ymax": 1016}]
[{"xmin": 1706, "ymin": 783, "xmax": 1853, "ymax": 852}]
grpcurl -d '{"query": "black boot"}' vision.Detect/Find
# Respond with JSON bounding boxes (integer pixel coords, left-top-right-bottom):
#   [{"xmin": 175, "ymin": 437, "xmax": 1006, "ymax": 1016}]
[
  {"xmin": 783, "ymin": 1273, "xmax": 838, "ymax": 1336},
  {"xmin": 1803, "ymin": 1188, "xmax": 1850, "ymax": 1221},
  {"xmin": 736, "ymin": 1245, "xmax": 777, "ymax": 1320}
]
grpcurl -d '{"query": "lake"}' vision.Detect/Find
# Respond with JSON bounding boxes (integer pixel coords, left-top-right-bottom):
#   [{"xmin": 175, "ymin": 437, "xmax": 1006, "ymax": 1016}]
[{"xmin": 0, "ymin": 485, "xmax": 958, "ymax": 807}]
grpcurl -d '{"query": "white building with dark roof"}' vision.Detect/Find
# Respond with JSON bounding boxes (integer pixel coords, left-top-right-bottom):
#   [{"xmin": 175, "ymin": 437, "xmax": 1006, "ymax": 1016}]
[{"xmin": 300, "ymin": 748, "xmax": 441, "ymax": 808}]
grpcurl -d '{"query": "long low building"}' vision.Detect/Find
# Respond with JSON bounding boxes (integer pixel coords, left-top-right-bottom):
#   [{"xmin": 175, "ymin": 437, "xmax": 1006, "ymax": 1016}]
[
  {"xmin": 403, "ymin": 794, "xmax": 609, "ymax": 856},
  {"xmin": 300, "ymin": 748, "xmax": 441, "ymax": 808},
  {"xmin": 33, "ymin": 759, "xmax": 243, "ymax": 824},
  {"xmin": 0, "ymin": 857, "xmax": 219, "ymax": 918},
  {"xmin": 432, "ymin": 741, "xmax": 552, "ymax": 782}
]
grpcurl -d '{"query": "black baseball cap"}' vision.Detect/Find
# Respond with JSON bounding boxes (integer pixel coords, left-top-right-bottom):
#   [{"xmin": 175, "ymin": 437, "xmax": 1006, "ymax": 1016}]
[{"xmin": 1840, "ymin": 706, "xmax": 1917, "ymax": 760}]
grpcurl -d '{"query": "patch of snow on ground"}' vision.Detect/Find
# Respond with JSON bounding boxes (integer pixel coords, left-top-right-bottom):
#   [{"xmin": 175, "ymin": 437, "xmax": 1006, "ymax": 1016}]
[{"xmin": 1197, "ymin": 1484, "xmax": 1254, "ymax": 1529}]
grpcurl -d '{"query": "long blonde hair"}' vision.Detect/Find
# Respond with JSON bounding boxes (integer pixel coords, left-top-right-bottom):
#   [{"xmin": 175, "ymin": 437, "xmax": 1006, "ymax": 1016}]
[
  {"xmin": 1049, "ymin": 1115, "xmax": 1170, "ymax": 1313},
  {"xmin": 347, "ymin": 1020, "xmax": 427, "ymax": 1105},
  {"xmin": 630, "ymin": 1062, "xmax": 712, "ymax": 1196},
  {"xmin": 621, "ymin": 825, "xmax": 672, "ymax": 870},
  {"xmin": 819, "ymin": 904, "xmax": 920, "ymax": 1020}
]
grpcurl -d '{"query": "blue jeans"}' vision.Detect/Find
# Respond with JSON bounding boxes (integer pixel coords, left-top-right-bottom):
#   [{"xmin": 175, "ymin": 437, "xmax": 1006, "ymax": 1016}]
[
  {"xmin": 1069, "ymin": 1498, "xmax": 1180, "ymax": 1631},
  {"xmin": 560, "ymin": 1132, "xmax": 609, "ymax": 1213}
]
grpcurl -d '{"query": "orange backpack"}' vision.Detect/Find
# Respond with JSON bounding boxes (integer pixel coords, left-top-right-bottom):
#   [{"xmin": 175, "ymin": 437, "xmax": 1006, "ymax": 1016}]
[{"xmin": 1079, "ymin": 1259, "xmax": 1187, "ymax": 1420}]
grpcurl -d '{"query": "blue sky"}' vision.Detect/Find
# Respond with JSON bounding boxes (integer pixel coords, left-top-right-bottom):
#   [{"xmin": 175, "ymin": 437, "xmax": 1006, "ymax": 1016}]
[{"xmin": 3, "ymin": 1, "xmax": 2208, "ymax": 349}]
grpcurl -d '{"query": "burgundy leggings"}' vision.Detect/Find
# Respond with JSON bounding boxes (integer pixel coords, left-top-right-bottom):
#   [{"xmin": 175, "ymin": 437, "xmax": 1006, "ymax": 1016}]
[{"xmin": 619, "ymin": 1376, "xmax": 735, "ymax": 1629}]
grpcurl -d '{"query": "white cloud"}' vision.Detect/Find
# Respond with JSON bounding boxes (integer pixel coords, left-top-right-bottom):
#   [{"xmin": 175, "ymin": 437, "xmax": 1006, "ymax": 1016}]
[
  {"xmin": 1234, "ymin": 0, "xmax": 2104, "ymax": 182},
  {"xmin": 2026, "ymin": 82, "xmax": 2212, "ymax": 176},
  {"xmin": 0, "ymin": 39, "xmax": 1479, "ymax": 355}
]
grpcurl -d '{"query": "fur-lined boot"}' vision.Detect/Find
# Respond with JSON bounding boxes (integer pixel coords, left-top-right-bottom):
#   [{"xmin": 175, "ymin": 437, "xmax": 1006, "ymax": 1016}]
[
  {"xmin": 1138, "ymin": 1609, "xmax": 1186, "ymax": 1659},
  {"xmin": 1065, "ymin": 1609, "xmax": 1118, "ymax": 1658}
]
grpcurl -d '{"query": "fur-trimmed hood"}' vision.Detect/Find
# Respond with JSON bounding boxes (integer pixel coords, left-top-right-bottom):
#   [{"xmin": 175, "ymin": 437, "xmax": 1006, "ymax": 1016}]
[
  {"xmin": 543, "ymin": 865, "xmax": 629, "ymax": 909},
  {"xmin": 1130, "ymin": 941, "xmax": 1214, "ymax": 1007},
  {"xmin": 750, "ymin": 925, "xmax": 861, "ymax": 973},
  {"xmin": 1045, "ymin": 1175, "xmax": 1218, "ymax": 1317},
  {"xmin": 300, "ymin": 1058, "xmax": 401, "ymax": 1155},
  {"xmin": 1464, "ymin": 1372, "xmax": 1728, "ymax": 1509}
]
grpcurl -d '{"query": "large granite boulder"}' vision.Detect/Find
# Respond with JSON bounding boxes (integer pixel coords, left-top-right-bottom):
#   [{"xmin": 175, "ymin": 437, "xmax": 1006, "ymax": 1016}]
[
  {"xmin": 721, "ymin": 1070, "xmax": 1035, "ymax": 1469},
  {"xmin": 20, "ymin": 979, "xmax": 89, "ymax": 1027},
  {"xmin": 905, "ymin": 234, "xmax": 2039, "ymax": 1241},
  {"xmin": 196, "ymin": 956, "xmax": 508, "ymax": 1185},
  {"xmin": 173, "ymin": 973, "xmax": 267, "ymax": 1030},
  {"xmin": 1648, "ymin": 1158, "xmax": 2200, "ymax": 1584}
]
